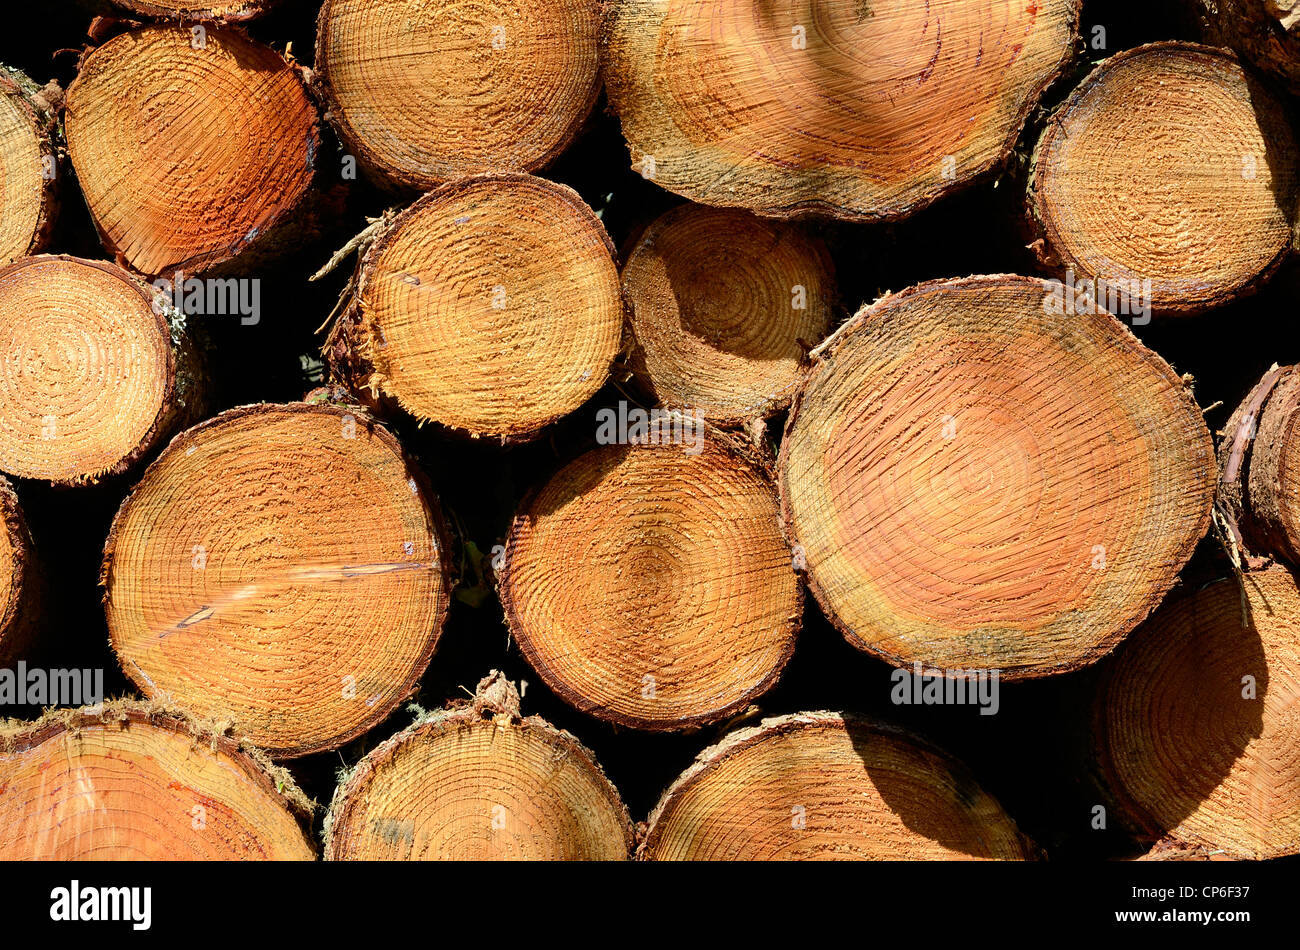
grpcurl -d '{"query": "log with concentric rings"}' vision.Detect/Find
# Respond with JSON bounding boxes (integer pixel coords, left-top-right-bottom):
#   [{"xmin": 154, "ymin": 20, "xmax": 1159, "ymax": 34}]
[
  {"xmin": 0, "ymin": 703, "xmax": 315, "ymax": 859},
  {"xmin": 499, "ymin": 436, "xmax": 802, "ymax": 729},
  {"xmin": 102, "ymin": 402, "xmax": 452, "ymax": 758},
  {"xmin": 779, "ymin": 274, "xmax": 1216, "ymax": 678},
  {"xmin": 602, "ymin": 0, "xmax": 1079, "ymax": 219},
  {"xmin": 639, "ymin": 712, "xmax": 1039, "ymax": 860}
]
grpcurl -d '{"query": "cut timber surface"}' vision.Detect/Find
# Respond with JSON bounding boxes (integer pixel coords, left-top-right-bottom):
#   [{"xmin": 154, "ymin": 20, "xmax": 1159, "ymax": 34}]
[
  {"xmin": 0, "ymin": 66, "xmax": 58, "ymax": 264},
  {"xmin": 329, "ymin": 174, "xmax": 621, "ymax": 442},
  {"xmin": 0, "ymin": 475, "xmax": 35, "ymax": 665},
  {"xmin": 622, "ymin": 204, "xmax": 835, "ymax": 424},
  {"xmin": 315, "ymin": 0, "xmax": 601, "ymax": 191},
  {"xmin": 65, "ymin": 25, "xmax": 318, "ymax": 278},
  {"xmin": 325, "ymin": 672, "xmax": 633, "ymax": 860},
  {"xmin": 1218, "ymin": 364, "xmax": 1300, "ymax": 567},
  {"xmin": 779, "ymin": 275, "xmax": 1216, "ymax": 679},
  {"xmin": 0, "ymin": 702, "xmax": 314, "ymax": 859},
  {"xmin": 102, "ymin": 403, "xmax": 451, "ymax": 758},
  {"xmin": 1095, "ymin": 565, "xmax": 1300, "ymax": 860},
  {"xmin": 111, "ymin": 0, "xmax": 283, "ymax": 20},
  {"xmin": 0, "ymin": 255, "xmax": 200, "ymax": 484},
  {"xmin": 499, "ymin": 437, "xmax": 801, "ymax": 730},
  {"xmin": 639, "ymin": 712, "xmax": 1038, "ymax": 860},
  {"xmin": 602, "ymin": 0, "xmax": 1078, "ymax": 220},
  {"xmin": 1028, "ymin": 43, "xmax": 1299, "ymax": 315}
]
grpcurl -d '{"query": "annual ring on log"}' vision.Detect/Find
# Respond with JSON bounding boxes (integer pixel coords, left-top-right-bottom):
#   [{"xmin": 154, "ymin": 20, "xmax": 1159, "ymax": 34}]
[
  {"xmin": 65, "ymin": 25, "xmax": 318, "ymax": 277},
  {"xmin": 0, "ymin": 702, "xmax": 315, "ymax": 859},
  {"xmin": 0, "ymin": 66, "xmax": 58, "ymax": 265},
  {"xmin": 1095, "ymin": 566, "xmax": 1300, "ymax": 860},
  {"xmin": 499, "ymin": 438, "xmax": 801, "ymax": 730},
  {"xmin": 102, "ymin": 403, "xmax": 451, "ymax": 758},
  {"xmin": 639, "ymin": 712, "xmax": 1039, "ymax": 860},
  {"xmin": 339, "ymin": 174, "xmax": 622, "ymax": 442},
  {"xmin": 779, "ymin": 274, "xmax": 1216, "ymax": 679},
  {"xmin": 621, "ymin": 204, "xmax": 835, "ymax": 424},
  {"xmin": 602, "ymin": 0, "xmax": 1079, "ymax": 220},
  {"xmin": 325, "ymin": 673, "xmax": 634, "ymax": 860},
  {"xmin": 315, "ymin": 0, "xmax": 602, "ymax": 191},
  {"xmin": 0, "ymin": 255, "xmax": 185, "ymax": 484},
  {"xmin": 1028, "ymin": 42, "xmax": 1300, "ymax": 314}
]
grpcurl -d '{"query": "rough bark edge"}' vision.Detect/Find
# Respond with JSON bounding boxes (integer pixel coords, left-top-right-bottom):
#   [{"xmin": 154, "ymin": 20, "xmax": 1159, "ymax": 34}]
[
  {"xmin": 497, "ymin": 430, "xmax": 803, "ymax": 731},
  {"xmin": 618, "ymin": 205, "xmax": 839, "ymax": 428},
  {"xmin": 323, "ymin": 670, "xmax": 635, "ymax": 859},
  {"xmin": 777, "ymin": 273, "xmax": 1217, "ymax": 681},
  {"xmin": 328, "ymin": 172, "xmax": 620, "ymax": 445},
  {"xmin": 110, "ymin": 0, "xmax": 284, "ymax": 22},
  {"xmin": 0, "ymin": 698, "xmax": 317, "ymax": 836},
  {"xmin": 311, "ymin": 0, "xmax": 603, "ymax": 195},
  {"xmin": 0, "ymin": 66, "xmax": 60, "ymax": 261},
  {"xmin": 1090, "ymin": 573, "xmax": 1298, "ymax": 861},
  {"xmin": 1025, "ymin": 41, "xmax": 1296, "ymax": 316},
  {"xmin": 65, "ymin": 24, "xmax": 323, "ymax": 279},
  {"xmin": 636, "ymin": 710, "xmax": 1041, "ymax": 860},
  {"xmin": 98, "ymin": 401, "xmax": 455, "ymax": 760},
  {"xmin": 1218, "ymin": 364, "xmax": 1300, "ymax": 568},
  {"xmin": 0, "ymin": 254, "xmax": 207, "ymax": 487},
  {"xmin": 599, "ymin": 0, "xmax": 1081, "ymax": 223},
  {"xmin": 0, "ymin": 475, "xmax": 37, "ymax": 666}
]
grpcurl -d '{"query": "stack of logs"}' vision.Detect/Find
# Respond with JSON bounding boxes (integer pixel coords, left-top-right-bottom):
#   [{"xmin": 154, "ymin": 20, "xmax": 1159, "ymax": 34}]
[{"xmin": 0, "ymin": 0, "xmax": 1297, "ymax": 861}]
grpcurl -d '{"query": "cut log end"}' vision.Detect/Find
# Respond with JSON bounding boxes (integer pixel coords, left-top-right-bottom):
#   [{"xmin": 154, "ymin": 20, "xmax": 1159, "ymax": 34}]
[
  {"xmin": 622, "ymin": 205, "xmax": 835, "ymax": 424},
  {"xmin": 1029, "ymin": 42, "xmax": 1299, "ymax": 314},
  {"xmin": 1096, "ymin": 565, "xmax": 1300, "ymax": 860},
  {"xmin": 500, "ymin": 438, "xmax": 801, "ymax": 731},
  {"xmin": 340, "ymin": 173, "xmax": 621, "ymax": 442},
  {"xmin": 780, "ymin": 275, "xmax": 1216, "ymax": 679},
  {"xmin": 0, "ymin": 66, "xmax": 58, "ymax": 264},
  {"xmin": 326, "ymin": 674, "xmax": 633, "ymax": 860},
  {"xmin": 0, "ymin": 702, "xmax": 315, "ymax": 859},
  {"xmin": 102, "ymin": 403, "xmax": 451, "ymax": 758},
  {"xmin": 65, "ymin": 24, "xmax": 318, "ymax": 277},
  {"xmin": 602, "ymin": 0, "xmax": 1078, "ymax": 219},
  {"xmin": 316, "ymin": 0, "xmax": 601, "ymax": 191},
  {"xmin": 0, "ymin": 255, "xmax": 183, "ymax": 485},
  {"xmin": 639, "ymin": 712, "xmax": 1038, "ymax": 860}
]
